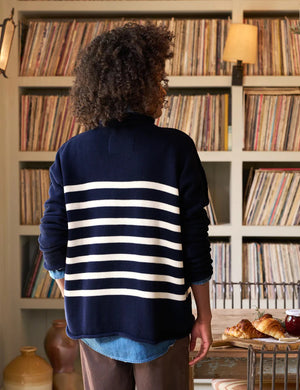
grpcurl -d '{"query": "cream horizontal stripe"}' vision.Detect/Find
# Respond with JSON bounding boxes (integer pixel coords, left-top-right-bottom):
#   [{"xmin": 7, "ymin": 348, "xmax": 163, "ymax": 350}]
[
  {"xmin": 68, "ymin": 236, "xmax": 182, "ymax": 251},
  {"xmin": 64, "ymin": 287, "xmax": 191, "ymax": 301},
  {"xmin": 68, "ymin": 217, "xmax": 181, "ymax": 233},
  {"xmin": 66, "ymin": 253, "xmax": 183, "ymax": 268},
  {"xmin": 65, "ymin": 271, "xmax": 184, "ymax": 285},
  {"xmin": 66, "ymin": 199, "xmax": 179, "ymax": 214},
  {"xmin": 64, "ymin": 181, "xmax": 178, "ymax": 196}
]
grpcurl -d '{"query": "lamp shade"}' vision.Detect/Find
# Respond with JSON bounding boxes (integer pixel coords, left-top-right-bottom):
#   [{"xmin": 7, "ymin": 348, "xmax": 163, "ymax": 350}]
[
  {"xmin": 0, "ymin": 10, "xmax": 16, "ymax": 77},
  {"xmin": 223, "ymin": 23, "xmax": 257, "ymax": 64}
]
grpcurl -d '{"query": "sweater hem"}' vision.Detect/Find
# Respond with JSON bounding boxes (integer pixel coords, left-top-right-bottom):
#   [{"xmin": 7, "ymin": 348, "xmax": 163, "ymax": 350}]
[{"xmin": 66, "ymin": 328, "xmax": 192, "ymax": 345}]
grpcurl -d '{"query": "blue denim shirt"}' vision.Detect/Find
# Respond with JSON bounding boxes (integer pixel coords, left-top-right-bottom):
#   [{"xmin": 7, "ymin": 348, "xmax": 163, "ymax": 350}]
[{"xmin": 50, "ymin": 269, "xmax": 210, "ymax": 363}]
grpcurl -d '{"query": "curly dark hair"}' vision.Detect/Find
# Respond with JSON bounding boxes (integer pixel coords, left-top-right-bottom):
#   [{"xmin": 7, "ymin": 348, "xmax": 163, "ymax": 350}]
[{"xmin": 70, "ymin": 22, "xmax": 174, "ymax": 128}]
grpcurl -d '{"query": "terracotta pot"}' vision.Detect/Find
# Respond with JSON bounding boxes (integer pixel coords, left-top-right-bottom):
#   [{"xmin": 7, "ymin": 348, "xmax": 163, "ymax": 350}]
[
  {"xmin": 44, "ymin": 319, "xmax": 79, "ymax": 374},
  {"xmin": 3, "ymin": 346, "xmax": 53, "ymax": 390}
]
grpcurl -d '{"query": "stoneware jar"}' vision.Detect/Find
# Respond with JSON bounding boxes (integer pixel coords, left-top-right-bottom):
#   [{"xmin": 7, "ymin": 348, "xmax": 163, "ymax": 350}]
[
  {"xmin": 44, "ymin": 319, "xmax": 78, "ymax": 374},
  {"xmin": 44, "ymin": 319, "xmax": 83, "ymax": 390},
  {"xmin": 3, "ymin": 346, "xmax": 53, "ymax": 390}
]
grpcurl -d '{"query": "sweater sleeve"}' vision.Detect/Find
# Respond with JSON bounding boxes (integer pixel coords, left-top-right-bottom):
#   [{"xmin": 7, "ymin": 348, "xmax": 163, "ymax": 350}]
[
  {"xmin": 179, "ymin": 137, "xmax": 213, "ymax": 285},
  {"xmin": 38, "ymin": 150, "xmax": 68, "ymax": 271}
]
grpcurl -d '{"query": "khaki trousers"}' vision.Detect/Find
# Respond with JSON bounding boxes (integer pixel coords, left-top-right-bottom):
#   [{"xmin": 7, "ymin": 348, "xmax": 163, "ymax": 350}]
[{"xmin": 79, "ymin": 337, "xmax": 190, "ymax": 390}]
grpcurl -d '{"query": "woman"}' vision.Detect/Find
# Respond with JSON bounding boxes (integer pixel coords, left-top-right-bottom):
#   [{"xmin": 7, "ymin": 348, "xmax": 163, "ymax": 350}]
[{"xmin": 39, "ymin": 22, "xmax": 213, "ymax": 390}]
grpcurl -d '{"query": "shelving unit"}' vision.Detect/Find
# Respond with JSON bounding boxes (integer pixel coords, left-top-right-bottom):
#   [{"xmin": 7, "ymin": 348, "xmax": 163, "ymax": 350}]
[
  {"xmin": 1, "ymin": 0, "xmax": 300, "ymax": 387},
  {"xmin": 0, "ymin": 61, "xmax": 8, "ymax": 388}
]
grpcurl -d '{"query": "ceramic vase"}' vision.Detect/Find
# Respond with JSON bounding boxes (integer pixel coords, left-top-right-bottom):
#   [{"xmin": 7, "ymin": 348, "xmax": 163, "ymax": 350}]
[
  {"xmin": 44, "ymin": 319, "xmax": 83, "ymax": 390},
  {"xmin": 3, "ymin": 346, "xmax": 53, "ymax": 390}
]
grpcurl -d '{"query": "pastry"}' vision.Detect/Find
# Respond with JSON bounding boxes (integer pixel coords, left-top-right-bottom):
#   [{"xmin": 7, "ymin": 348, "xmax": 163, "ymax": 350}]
[
  {"xmin": 224, "ymin": 319, "xmax": 266, "ymax": 339},
  {"xmin": 252, "ymin": 314, "xmax": 285, "ymax": 339}
]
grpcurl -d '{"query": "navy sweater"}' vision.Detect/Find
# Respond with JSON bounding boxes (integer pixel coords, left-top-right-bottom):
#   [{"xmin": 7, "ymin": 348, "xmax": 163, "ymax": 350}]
[{"xmin": 39, "ymin": 113, "xmax": 213, "ymax": 343}]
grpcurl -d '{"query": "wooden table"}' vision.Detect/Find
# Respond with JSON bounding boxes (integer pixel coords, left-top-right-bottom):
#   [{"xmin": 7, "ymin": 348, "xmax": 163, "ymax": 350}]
[
  {"xmin": 188, "ymin": 308, "xmax": 297, "ymax": 389},
  {"xmin": 188, "ymin": 308, "xmax": 257, "ymax": 386},
  {"xmin": 189, "ymin": 342, "xmax": 248, "ymax": 388},
  {"xmin": 189, "ymin": 338, "xmax": 300, "ymax": 390}
]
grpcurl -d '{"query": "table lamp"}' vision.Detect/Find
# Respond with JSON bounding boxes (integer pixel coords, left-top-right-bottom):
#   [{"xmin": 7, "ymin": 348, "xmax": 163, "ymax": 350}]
[
  {"xmin": 223, "ymin": 23, "xmax": 257, "ymax": 85},
  {"xmin": 0, "ymin": 8, "xmax": 16, "ymax": 78}
]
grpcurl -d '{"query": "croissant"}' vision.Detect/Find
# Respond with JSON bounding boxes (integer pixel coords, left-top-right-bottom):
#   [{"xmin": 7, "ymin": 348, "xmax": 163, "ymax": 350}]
[
  {"xmin": 252, "ymin": 314, "xmax": 285, "ymax": 339},
  {"xmin": 224, "ymin": 319, "xmax": 266, "ymax": 339}
]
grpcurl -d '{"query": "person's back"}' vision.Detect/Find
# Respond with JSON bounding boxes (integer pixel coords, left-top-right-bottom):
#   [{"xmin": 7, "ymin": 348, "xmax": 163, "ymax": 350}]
[{"xmin": 39, "ymin": 22, "xmax": 213, "ymax": 390}]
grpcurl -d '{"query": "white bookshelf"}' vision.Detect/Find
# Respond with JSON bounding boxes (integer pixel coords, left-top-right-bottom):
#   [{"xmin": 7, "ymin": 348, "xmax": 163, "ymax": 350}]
[{"xmin": 1, "ymin": 0, "xmax": 300, "ymax": 387}]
